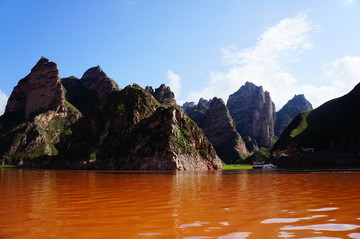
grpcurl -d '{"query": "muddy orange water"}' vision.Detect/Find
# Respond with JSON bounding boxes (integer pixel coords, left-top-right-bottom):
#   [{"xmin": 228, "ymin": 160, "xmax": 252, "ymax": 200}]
[{"xmin": 1, "ymin": 169, "xmax": 360, "ymax": 239}]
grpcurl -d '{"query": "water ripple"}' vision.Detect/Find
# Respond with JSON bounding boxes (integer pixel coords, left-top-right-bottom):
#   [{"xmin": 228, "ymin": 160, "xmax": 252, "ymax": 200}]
[
  {"xmin": 349, "ymin": 233, "xmax": 360, "ymax": 239},
  {"xmin": 178, "ymin": 221, "xmax": 208, "ymax": 229},
  {"xmin": 298, "ymin": 237, "xmax": 342, "ymax": 239},
  {"xmin": 262, "ymin": 215, "xmax": 327, "ymax": 224},
  {"xmin": 281, "ymin": 223, "xmax": 360, "ymax": 231},
  {"xmin": 307, "ymin": 207, "xmax": 339, "ymax": 212},
  {"xmin": 217, "ymin": 232, "xmax": 251, "ymax": 239},
  {"xmin": 137, "ymin": 232, "xmax": 163, "ymax": 236}
]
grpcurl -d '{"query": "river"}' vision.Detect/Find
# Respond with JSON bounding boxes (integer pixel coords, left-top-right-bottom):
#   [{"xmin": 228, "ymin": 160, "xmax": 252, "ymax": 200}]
[{"xmin": 1, "ymin": 168, "xmax": 360, "ymax": 238}]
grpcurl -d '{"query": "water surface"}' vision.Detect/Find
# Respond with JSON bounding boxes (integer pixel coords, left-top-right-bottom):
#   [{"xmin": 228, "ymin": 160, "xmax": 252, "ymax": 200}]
[{"xmin": 1, "ymin": 168, "xmax": 360, "ymax": 238}]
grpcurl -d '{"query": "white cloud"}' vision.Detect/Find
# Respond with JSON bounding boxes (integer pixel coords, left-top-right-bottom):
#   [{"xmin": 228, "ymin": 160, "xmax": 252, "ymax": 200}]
[
  {"xmin": 222, "ymin": 13, "xmax": 313, "ymax": 67},
  {"xmin": 166, "ymin": 70, "xmax": 181, "ymax": 99},
  {"xmin": 0, "ymin": 90, "xmax": 8, "ymax": 116},
  {"xmin": 186, "ymin": 13, "xmax": 360, "ymax": 110},
  {"xmin": 343, "ymin": 0, "xmax": 355, "ymax": 6},
  {"xmin": 320, "ymin": 55, "xmax": 360, "ymax": 98},
  {"xmin": 187, "ymin": 13, "xmax": 315, "ymax": 108}
]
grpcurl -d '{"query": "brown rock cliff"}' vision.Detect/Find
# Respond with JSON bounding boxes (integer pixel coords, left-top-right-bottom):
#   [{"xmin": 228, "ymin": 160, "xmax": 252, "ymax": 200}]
[
  {"xmin": 227, "ymin": 82, "xmax": 276, "ymax": 147},
  {"xmin": 200, "ymin": 97, "xmax": 249, "ymax": 164},
  {"xmin": 0, "ymin": 57, "xmax": 81, "ymax": 164},
  {"xmin": 5, "ymin": 57, "xmax": 65, "ymax": 118}
]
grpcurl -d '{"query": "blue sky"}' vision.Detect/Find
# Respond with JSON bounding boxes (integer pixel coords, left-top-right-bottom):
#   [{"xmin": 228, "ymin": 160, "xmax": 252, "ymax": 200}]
[{"xmin": 1, "ymin": 0, "xmax": 360, "ymax": 115}]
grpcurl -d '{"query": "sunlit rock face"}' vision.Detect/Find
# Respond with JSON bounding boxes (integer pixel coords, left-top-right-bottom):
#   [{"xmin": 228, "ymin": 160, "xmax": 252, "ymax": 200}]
[
  {"xmin": 227, "ymin": 82, "xmax": 276, "ymax": 148},
  {"xmin": 0, "ymin": 57, "xmax": 81, "ymax": 165},
  {"xmin": 5, "ymin": 57, "xmax": 65, "ymax": 118}
]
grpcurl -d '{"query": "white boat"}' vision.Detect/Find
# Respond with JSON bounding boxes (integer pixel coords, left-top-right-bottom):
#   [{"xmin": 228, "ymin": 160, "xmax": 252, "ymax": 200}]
[
  {"xmin": 262, "ymin": 163, "xmax": 277, "ymax": 169},
  {"xmin": 252, "ymin": 162, "xmax": 277, "ymax": 169}
]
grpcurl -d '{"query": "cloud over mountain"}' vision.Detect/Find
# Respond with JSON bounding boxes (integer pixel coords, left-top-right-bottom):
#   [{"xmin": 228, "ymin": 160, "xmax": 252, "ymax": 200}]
[
  {"xmin": 167, "ymin": 70, "xmax": 181, "ymax": 99},
  {"xmin": 186, "ymin": 12, "xmax": 360, "ymax": 109}
]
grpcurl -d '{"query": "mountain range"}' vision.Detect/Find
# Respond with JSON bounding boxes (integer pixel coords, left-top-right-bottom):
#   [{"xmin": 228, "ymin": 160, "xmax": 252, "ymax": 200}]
[{"xmin": 2, "ymin": 57, "xmax": 356, "ymax": 169}]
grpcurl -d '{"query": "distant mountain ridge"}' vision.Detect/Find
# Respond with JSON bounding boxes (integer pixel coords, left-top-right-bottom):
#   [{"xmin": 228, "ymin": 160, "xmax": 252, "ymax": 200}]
[{"xmin": 182, "ymin": 82, "xmax": 314, "ymax": 163}]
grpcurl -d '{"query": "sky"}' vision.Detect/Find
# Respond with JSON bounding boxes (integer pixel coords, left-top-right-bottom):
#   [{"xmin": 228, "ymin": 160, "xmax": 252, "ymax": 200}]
[{"xmin": 1, "ymin": 0, "xmax": 360, "ymax": 115}]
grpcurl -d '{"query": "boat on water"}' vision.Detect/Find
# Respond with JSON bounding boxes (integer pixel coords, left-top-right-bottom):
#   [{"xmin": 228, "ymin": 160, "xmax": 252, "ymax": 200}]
[{"xmin": 252, "ymin": 162, "xmax": 277, "ymax": 169}]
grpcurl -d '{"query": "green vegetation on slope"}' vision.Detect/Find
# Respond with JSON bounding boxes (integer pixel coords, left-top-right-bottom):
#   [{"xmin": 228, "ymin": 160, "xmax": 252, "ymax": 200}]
[
  {"xmin": 274, "ymin": 83, "xmax": 360, "ymax": 152},
  {"xmin": 222, "ymin": 164, "xmax": 252, "ymax": 170},
  {"xmin": 289, "ymin": 111, "xmax": 311, "ymax": 137},
  {"xmin": 245, "ymin": 147, "xmax": 271, "ymax": 163}
]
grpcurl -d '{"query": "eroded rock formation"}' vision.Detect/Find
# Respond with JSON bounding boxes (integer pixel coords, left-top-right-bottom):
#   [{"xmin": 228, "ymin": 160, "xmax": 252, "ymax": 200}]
[
  {"xmin": 145, "ymin": 84, "xmax": 176, "ymax": 106},
  {"xmin": 0, "ymin": 58, "xmax": 222, "ymax": 170},
  {"xmin": 200, "ymin": 98, "xmax": 249, "ymax": 164},
  {"xmin": 0, "ymin": 57, "xmax": 81, "ymax": 164},
  {"xmin": 57, "ymin": 85, "xmax": 222, "ymax": 170},
  {"xmin": 61, "ymin": 66, "xmax": 119, "ymax": 114},
  {"xmin": 227, "ymin": 82, "xmax": 276, "ymax": 147},
  {"xmin": 5, "ymin": 57, "xmax": 66, "ymax": 118}
]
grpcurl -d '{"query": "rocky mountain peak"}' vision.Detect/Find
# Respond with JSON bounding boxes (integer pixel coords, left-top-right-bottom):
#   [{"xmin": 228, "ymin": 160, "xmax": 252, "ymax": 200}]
[
  {"xmin": 0, "ymin": 57, "xmax": 81, "ymax": 164},
  {"xmin": 227, "ymin": 82, "xmax": 276, "ymax": 147},
  {"xmin": 61, "ymin": 66, "xmax": 119, "ymax": 114},
  {"xmin": 200, "ymin": 97, "xmax": 249, "ymax": 163},
  {"xmin": 182, "ymin": 102, "xmax": 195, "ymax": 110},
  {"xmin": 280, "ymin": 95, "xmax": 312, "ymax": 114},
  {"xmin": 146, "ymin": 84, "xmax": 176, "ymax": 106},
  {"xmin": 81, "ymin": 66, "xmax": 103, "ymax": 79},
  {"xmin": 56, "ymin": 86, "xmax": 221, "ymax": 170},
  {"xmin": 5, "ymin": 57, "xmax": 65, "ymax": 119},
  {"xmin": 182, "ymin": 98, "xmax": 211, "ymax": 125},
  {"xmin": 33, "ymin": 56, "xmax": 51, "ymax": 68},
  {"xmin": 80, "ymin": 66, "xmax": 119, "ymax": 101},
  {"xmin": 275, "ymin": 94, "xmax": 313, "ymax": 137},
  {"xmin": 145, "ymin": 86, "xmax": 154, "ymax": 94}
]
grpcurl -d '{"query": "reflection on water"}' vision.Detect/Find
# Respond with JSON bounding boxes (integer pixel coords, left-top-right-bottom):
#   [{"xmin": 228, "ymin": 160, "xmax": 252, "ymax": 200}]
[{"xmin": 0, "ymin": 168, "xmax": 360, "ymax": 238}]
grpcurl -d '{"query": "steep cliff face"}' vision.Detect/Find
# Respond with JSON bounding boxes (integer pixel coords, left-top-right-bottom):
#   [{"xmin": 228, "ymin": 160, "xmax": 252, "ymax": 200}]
[
  {"xmin": 145, "ymin": 84, "xmax": 176, "ymax": 106},
  {"xmin": 200, "ymin": 98, "xmax": 249, "ymax": 164},
  {"xmin": 5, "ymin": 57, "xmax": 65, "ymax": 119},
  {"xmin": 0, "ymin": 57, "xmax": 81, "ymax": 165},
  {"xmin": 57, "ymin": 85, "xmax": 222, "ymax": 170},
  {"xmin": 275, "ymin": 94, "xmax": 313, "ymax": 137},
  {"xmin": 274, "ymin": 82, "xmax": 360, "ymax": 153},
  {"xmin": 61, "ymin": 66, "xmax": 119, "ymax": 114},
  {"xmin": 227, "ymin": 82, "xmax": 276, "ymax": 147}
]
